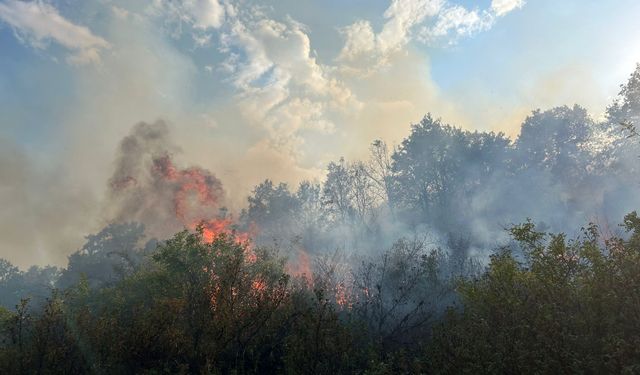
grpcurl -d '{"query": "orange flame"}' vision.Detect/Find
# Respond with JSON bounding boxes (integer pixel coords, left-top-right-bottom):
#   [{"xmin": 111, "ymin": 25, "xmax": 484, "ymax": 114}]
[
  {"xmin": 199, "ymin": 219, "xmax": 257, "ymax": 262},
  {"xmin": 153, "ymin": 155, "xmax": 224, "ymax": 221},
  {"xmin": 151, "ymin": 154, "xmax": 257, "ymax": 262},
  {"xmin": 114, "ymin": 150, "xmax": 272, "ymax": 307},
  {"xmin": 335, "ymin": 282, "xmax": 351, "ymax": 309}
]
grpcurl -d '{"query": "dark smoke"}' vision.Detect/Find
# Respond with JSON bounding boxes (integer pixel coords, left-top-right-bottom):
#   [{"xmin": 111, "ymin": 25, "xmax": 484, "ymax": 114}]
[{"xmin": 106, "ymin": 121, "xmax": 226, "ymax": 239}]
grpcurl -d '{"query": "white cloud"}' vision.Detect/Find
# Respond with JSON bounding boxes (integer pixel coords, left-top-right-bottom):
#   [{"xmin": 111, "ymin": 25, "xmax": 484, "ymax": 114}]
[
  {"xmin": 338, "ymin": 0, "xmax": 443, "ymax": 66},
  {"xmin": 145, "ymin": 0, "xmax": 520, "ymax": 159},
  {"xmin": 337, "ymin": 20, "xmax": 376, "ymax": 61},
  {"xmin": 204, "ymin": 0, "xmax": 521, "ymax": 164},
  {"xmin": 219, "ymin": 14, "xmax": 358, "ymax": 156},
  {"xmin": 192, "ymin": 32, "xmax": 212, "ymax": 46},
  {"xmin": 0, "ymin": 0, "xmax": 110, "ymax": 65},
  {"xmin": 338, "ymin": 0, "xmax": 523, "ymax": 72},
  {"xmin": 187, "ymin": 0, "xmax": 225, "ymax": 29},
  {"xmin": 491, "ymin": 0, "xmax": 525, "ymax": 17},
  {"xmin": 151, "ymin": 0, "xmax": 225, "ymax": 33},
  {"xmin": 377, "ymin": 0, "xmax": 443, "ymax": 52},
  {"xmin": 421, "ymin": 6, "xmax": 493, "ymax": 42}
]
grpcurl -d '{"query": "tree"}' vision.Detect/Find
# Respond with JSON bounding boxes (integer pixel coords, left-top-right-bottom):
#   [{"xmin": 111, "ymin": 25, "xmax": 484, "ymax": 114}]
[
  {"xmin": 367, "ymin": 140, "xmax": 396, "ymax": 214},
  {"xmin": 605, "ymin": 64, "xmax": 640, "ymax": 177},
  {"xmin": 322, "ymin": 158, "xmax": 355, "ymax": 225},
  {"xmin": 607, "ymin": 63, "xmax": 640, "ymax": 126},
  {"xmin": 515, "ymin": 105, "xmax": 596, "ymax": 186},
  {"xmin": 0, "ymin": 259, "xmax": 59, "ymax": 310},
  {"xmin": 391, "ymin": 114, "xmax": 511, "ymax": 232},
  {"xmin": 295, "ymin": 181, "xmax": 326, "ymax": 251},
  {"xmin": 351, "ymin": 239, "xmax": 453, "ymax": 355},
  {"xmin": 57, "ymin": 222, "xmax": 150, "ymax": 290},
  {"xmin": 27, "ymin": 228, "xmax": 295, "ymax": 373},
  {"xmin": 427, "ymin": 216, "xmax": 640, "ymax": 374},
  {"xmin": 350, "ymin": 161, "xmax": 378, "ymax": 229},
  {"xmin": 242, "ymin": 180, "xmax": 301, "ymax": 246}
]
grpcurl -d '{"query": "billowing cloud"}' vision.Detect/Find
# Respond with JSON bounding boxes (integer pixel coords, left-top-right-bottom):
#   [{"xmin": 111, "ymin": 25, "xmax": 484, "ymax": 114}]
[
  {"xmin": 491, "ymin": 0, "xmax": 526, "ymax": 17},
  {"xmin": 150, "ymin": 0, "xmax": 227, "ymax": 46},
  {"xmin": 420, "ymin": 6, "xmax": 492, "ymax": 42},
  {"xmin": 337, "ymin": 0, "xmax": 442, "ymax": 69},
  {"xmin": 337, "ymin": 0, "xmax": 517, "ymax": 72},
  {"xmin": 0, "ymin": 0, "xmax": 110, "ymax": 65},
  {"xmin": 143, "ymin": 0, "xmax": 521, "ymax": 163},
  {"xmin": 188, "ymin": 0, "xmax": 225, "ymax": 29},
  {"xmin": 337, "ymin": 20, "xmax": 376, "ymax": 62},
  {"xmin": 376, "ymin": 0, "xmax": 443, "ymax": 53},
  {"xmin": 218, "ymin": 13, "xmax": 359, "ymax": 157}
]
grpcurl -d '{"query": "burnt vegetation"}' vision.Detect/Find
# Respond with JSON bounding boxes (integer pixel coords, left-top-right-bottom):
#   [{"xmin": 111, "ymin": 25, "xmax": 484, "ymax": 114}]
[{"xmin": 1, "ymin": 66, "xmax": 640, "ymax": 374}]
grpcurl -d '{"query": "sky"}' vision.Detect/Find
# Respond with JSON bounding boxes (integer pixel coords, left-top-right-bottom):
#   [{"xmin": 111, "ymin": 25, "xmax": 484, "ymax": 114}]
[{"xmin": 1, "ymin": 0, "xmax": 640, "ymax": 268}]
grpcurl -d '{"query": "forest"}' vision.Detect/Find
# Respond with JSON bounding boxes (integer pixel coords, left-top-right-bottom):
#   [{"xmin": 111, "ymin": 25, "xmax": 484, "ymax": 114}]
[{"xmin": 1, "ymin": 65, "xmax": 640, "ymax": 374}]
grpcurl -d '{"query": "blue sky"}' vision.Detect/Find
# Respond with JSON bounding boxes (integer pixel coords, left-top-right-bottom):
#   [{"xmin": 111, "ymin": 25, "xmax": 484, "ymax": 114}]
[{"xmin": 1, "ymin": 0, "xmax": 640, "ymax": 266}]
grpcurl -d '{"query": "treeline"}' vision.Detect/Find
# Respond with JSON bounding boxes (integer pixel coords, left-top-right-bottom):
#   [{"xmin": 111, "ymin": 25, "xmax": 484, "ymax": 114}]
[
  {"xmin": 0, "ymin": 224, "xmax": 463, "ymax": 373},
  {"xmin": 239, "ymin": 66, "xmax": 640, "ymax": 256},
  {"xmin": 1, "ymin": 213, "xmax": 640, "ymax": 373}
]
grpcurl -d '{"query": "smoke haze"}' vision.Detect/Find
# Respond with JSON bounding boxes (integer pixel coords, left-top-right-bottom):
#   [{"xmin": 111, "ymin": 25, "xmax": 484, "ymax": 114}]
[{"xmin": 1, "ymin": 0, "xmax": 640, "ymax": 267}]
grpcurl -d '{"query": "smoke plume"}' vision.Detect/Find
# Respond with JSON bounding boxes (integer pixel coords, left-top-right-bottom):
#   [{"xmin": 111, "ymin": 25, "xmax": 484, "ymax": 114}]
[{"xmin": 106, "ymin": 121, "xmax": 226, "ymax": 239}]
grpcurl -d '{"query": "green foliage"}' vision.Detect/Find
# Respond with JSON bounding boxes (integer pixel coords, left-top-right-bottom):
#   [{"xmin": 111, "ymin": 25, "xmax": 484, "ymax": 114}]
[
  {"xmin": 427, "ymin": 219, "xmax": 640, "ymax": 374},
  {"xmin": 57, "ymin": 222, "xmax": 151, "ymax": 290},
  {"xmin": 3, "ymin": 217, "xmax": 640, "ymax": 373},
  {"xmin": 283, "ymin": 287, "xmax": 369, "ymax": 374},
  {"xmin": 608, "ymin": 63, "xmax": 640, "ymax": 126}
]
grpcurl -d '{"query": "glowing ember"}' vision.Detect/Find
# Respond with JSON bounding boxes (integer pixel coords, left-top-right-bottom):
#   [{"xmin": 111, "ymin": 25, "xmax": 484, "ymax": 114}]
[
  {"xmin": 334, "ymin": 282, "xmax": 352, "ymax": 309},
  {"xmin": 251, "ymin": 279, "xmax": 267, "ymax": 295}
]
